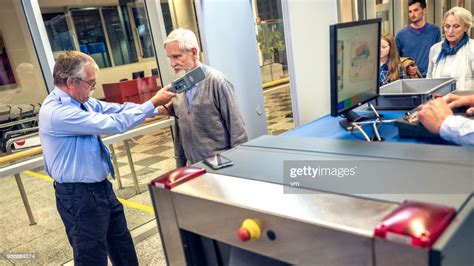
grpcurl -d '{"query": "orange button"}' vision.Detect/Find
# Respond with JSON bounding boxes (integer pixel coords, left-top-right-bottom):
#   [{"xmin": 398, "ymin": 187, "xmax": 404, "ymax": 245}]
[
  {"xmin": 236, "ymin": 219, "xmax": 261, "ymax": 242},
  {"xmin": 237, "ymin": 228, "xmax": 250, "ymax": 242}
]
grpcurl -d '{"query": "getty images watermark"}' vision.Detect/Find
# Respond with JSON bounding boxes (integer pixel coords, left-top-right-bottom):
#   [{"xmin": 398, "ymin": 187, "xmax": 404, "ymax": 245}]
[
  {"xmin": 289, "ymin": 165, "xmax": 357, "ymax": 179},
  {"xmin": 283, "ymin": 160, "xmax": 473, "ymax": 194},
  {"xmin": 0, "ymin": 253, "xmax": 36, "ymax": 260}
]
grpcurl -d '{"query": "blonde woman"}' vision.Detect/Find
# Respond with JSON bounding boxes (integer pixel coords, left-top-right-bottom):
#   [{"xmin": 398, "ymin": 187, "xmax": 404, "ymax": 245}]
[{"xmin": 427, "ymin": 7, "xmax": 473, "ymax": 90}]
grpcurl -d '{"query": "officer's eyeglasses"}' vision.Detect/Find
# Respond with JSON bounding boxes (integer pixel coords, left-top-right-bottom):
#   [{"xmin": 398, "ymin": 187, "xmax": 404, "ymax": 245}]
[{"xmin": 76, "ymin": 78, "xmax": 97, "ymax": 88}]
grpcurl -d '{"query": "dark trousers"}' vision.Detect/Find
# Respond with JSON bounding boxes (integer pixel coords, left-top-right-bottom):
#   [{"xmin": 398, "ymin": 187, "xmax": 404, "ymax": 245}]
[{"xmin": 55, "ymin": 179, "xmax": 138, "ymax": 266}]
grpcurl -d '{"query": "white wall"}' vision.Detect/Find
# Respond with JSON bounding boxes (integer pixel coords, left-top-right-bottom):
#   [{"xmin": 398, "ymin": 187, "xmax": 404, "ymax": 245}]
[
  {"xmin": 194, "ymin": 0, "xmax": 267, "ymax": 139},
  {"xmin": 282, "ymin": 0, "xmax": 338, "ymax": 126}
]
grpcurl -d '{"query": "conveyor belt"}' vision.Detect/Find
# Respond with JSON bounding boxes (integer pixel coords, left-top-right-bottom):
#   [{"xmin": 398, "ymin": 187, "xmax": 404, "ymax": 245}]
[{"xmin": 0, "ymin": 103, "xmax": 40, "ymax": 152}]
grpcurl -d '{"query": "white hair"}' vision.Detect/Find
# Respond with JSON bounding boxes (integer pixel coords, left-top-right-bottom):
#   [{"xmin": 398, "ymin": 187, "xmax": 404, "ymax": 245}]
[
  {"xmin": 163, "ymin": 28, "xmax": 200, "ymax": 59},
  {"xmin": 444, "ymin": 6, "xmax": 472, "ymax": 32}
]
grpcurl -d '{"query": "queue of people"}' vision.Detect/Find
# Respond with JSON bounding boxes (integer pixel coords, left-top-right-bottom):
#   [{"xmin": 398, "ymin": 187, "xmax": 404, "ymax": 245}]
[
  {"xmin": 378, "ymin": 1, "xmax": 473, "ymax": 146},
  {"xmin": 380, "ymin": 1, "xmax": 473, "ymax": 91}
]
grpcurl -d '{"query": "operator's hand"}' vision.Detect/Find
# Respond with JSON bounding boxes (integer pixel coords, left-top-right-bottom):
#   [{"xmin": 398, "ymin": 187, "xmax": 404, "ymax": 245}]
[
  {"xmin": 418, "ymin": 98, "xmax": 453, "ymax": 134},
  {"xmin": 444, "ymin": 94, "xmax": 474, "ymax": 116},
  {"xmin": 151, "ymin": 84, "xmax": 175, "ymax": 107},
  {"xmin": 406, "ymin": 65, "xmax": 418, "ymax": 76}
]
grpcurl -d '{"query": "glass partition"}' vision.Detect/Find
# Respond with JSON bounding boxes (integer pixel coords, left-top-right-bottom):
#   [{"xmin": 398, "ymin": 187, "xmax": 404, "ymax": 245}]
[
  {"xmin": 72, "ymin": 8, "xmax": 112, "ymax": 68},
  {"xmin": 43, "ymin": 13, "xmax": 75, "ymax": 52},
  {"xmin": 256, "ymin": 19, "xmax": 288, "ymax": 83},
  {"xmin": 102, "ymin": 6, "xmax": 138, "ymax": 66},
  {"xmin": 131, "ymin": 5, "xmax": 155, "ymax": 59},
  {"xmin": 253, "ymin": 0, "xmax": 293, "ymax": 135},
  {"xmin": 376, "ymin": 0, "xmax": 391, "ymax": 34},
  {"xmin": 0, "ymin": 0, "xmax": 48, "ymax": 156}
]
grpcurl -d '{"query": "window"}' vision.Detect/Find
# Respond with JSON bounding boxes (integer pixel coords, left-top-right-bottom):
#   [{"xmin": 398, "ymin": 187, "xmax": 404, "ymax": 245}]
[
  {"xmin": 132, "ymin": 6, "xmax": 154, "ymax": 59},
  {"xmin": 43, "ymin": 13, "xmax": 74, "ymax": 52},
  {"xmin": 257, "ymin": 0, "xmax": 282, "ymax": 21},
  {"xmin": 72, "ymin": 8, "xmax": 112, "ymax": 68},
  {"xmin": 161, "ymin": 3, "xmax": 174, "ymax": 35},
  {"xmin": 102, "ymin": 6, "xmax": 138, "ymax": 66}
]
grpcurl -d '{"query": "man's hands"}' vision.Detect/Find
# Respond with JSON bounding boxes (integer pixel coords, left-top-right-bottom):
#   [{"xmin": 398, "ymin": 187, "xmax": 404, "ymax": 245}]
[
  {"xmin": 150, "ymin": 84, "xmax": 175, "ymax": 107},
  {"xmin": 418, "ymin": 98, "xmax": 453, "ymax": 134},
  {"xmin": 418, "ymin": 94, "xmax": 474, "ymax": 134},
  {"xmin": 444, "ymin": 94, "xmax": 474, "ymax": 115}
]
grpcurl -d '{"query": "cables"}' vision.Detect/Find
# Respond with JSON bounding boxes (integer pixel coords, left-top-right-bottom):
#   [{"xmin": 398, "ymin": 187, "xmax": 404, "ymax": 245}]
[
  {"xmin": 351, "ymin": 123, "xmax": 371, "ymax": 142},
  {"xmin": 348, "ymin": 104, "xmax": 396, "ymax": 142}
]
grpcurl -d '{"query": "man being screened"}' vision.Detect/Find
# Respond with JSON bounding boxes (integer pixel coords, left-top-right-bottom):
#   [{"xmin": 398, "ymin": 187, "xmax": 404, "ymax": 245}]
[{"xmin": 162, "ymin": 28, "xmax": 248, "ymax": 167}]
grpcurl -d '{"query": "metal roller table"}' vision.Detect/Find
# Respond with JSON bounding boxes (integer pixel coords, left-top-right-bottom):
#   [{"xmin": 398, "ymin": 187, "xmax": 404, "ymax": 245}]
[{"xmin": 149, "ymin": 135, "xmax": 473, "ymax": 265}]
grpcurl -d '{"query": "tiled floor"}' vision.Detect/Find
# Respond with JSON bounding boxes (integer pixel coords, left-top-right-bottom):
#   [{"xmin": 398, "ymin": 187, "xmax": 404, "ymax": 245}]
[{"xmin": 0, "ymin": 84, "xmax": 293, "ymax": 265}]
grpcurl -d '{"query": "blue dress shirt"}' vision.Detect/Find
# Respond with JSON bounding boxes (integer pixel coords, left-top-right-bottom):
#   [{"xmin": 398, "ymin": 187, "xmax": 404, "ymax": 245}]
[
  {"xmin": 185, "ymin": 63, "xmax": 202, "ymax": 108},
  {"xmin": 440, "ymin": 115, "xmax": 474, "ymax": 146},
  {"xmin": 185, "ymin": 84, "xmax": 197, "ymax": 107},
  {"xmin": 39, "ymin": 88, "xmax": 158, "ymax": 183}
]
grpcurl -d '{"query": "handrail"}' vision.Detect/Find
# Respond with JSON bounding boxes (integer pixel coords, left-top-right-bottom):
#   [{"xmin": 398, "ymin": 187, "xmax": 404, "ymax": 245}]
[
  {"xmin": 0, "ymin": 116, "xmax": 38, "ymax": 129},
  {"xmin": 0, "ymin": 117, "xmax": 175, "ymax": 178},
  {"xmin": 0, "ymin": 146, "xmax": 43, "ymax": 165},
  {"xmin": 102, "ymin": 117, "xmax": 174, "ymax": 145},
  {"xmin": 262, "ymin": 77, "xmax": 289, "ymax": 89}
]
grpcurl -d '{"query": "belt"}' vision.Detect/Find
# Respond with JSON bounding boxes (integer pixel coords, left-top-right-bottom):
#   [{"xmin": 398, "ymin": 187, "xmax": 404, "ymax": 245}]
[{"xmin": 54, "ymin": 179, "xmax": 108, "ymax": 193}]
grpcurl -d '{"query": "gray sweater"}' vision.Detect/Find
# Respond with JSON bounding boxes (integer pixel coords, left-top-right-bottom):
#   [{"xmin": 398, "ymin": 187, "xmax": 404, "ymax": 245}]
[{"xmin": 172, "ymin": 64, "xmax": 248, "ymax": 166}]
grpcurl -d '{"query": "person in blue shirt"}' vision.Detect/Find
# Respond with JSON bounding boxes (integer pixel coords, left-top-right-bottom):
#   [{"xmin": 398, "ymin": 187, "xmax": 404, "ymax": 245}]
[
  {"xmin": 395, "ymin": 0, "xmax": 441, "ymax": 77},
  {"xmin": 39, "ymin": 51, "xmax": 175, "ymax": 265},
  {"xmin": 418, "ymin": 93, "xmax": 474, "ymax": 146}
]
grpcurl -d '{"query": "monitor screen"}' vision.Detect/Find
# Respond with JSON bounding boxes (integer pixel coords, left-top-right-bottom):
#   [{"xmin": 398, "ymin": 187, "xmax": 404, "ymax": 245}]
[{"xmin": 330, "ymin": 18, "xmax": 381, "ymax": 125}]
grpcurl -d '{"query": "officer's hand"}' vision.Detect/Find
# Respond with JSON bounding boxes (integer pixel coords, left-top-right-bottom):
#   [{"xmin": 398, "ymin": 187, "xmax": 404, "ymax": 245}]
[
  {"xmin": 418, "ymin": 98, "xmax": 453, "ymax": 134},
  {"xmin": 151, "ymin": 85, "xmax": 175, "ymax": 106}
]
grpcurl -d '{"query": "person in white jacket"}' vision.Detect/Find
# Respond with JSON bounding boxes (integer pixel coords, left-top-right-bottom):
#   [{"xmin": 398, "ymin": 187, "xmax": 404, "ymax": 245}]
[
  {"xmin": 426, "ymin": 6, "xmax": 473, "ymax": 90},
  {"xmin": 418, "ymin": 93, "xmax": 474, "ymax": 146}
]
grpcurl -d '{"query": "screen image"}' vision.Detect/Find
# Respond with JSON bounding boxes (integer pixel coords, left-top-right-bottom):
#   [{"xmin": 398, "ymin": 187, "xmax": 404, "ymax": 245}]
[{"xmin": 330, "ymin": 19, "xmax": 381, "ymax": 118}]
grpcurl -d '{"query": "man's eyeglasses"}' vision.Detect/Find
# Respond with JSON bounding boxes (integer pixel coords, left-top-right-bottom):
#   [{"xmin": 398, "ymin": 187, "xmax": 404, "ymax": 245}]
[{"xmin": 76, "ymin": 78, "xmax": 97, "ymax": 88}]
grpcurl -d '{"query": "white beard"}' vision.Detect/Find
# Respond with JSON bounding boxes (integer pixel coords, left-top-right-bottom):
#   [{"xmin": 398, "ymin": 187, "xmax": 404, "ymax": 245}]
[
  {"xmin": 89, "ymin": 90, "xmax": 95, "ymax": 98},
  {"xmin": 174, "ymin": 69, "xmax": 186, "ymax": 79}
]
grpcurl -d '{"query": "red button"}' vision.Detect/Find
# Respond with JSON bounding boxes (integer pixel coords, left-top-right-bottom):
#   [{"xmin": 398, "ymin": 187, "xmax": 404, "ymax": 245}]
[{"xmin": 237, "ymin": 228, "xmax": 250, "ymax": 242}]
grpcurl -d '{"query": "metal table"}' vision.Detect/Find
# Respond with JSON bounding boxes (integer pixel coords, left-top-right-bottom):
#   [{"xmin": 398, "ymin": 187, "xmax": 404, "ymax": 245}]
[{"xmin": 149, "ymin": 135, "xmax": 473, "ymax": 265}]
